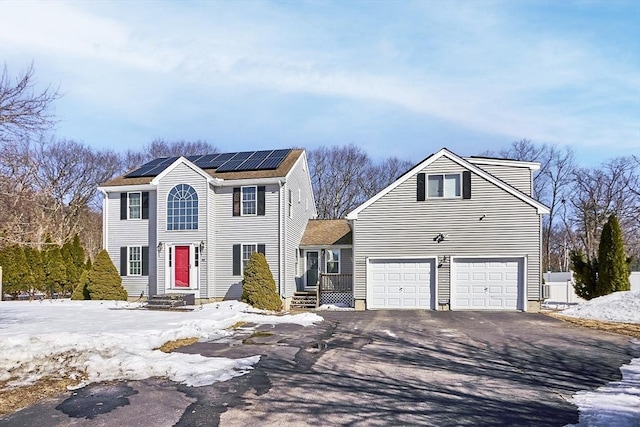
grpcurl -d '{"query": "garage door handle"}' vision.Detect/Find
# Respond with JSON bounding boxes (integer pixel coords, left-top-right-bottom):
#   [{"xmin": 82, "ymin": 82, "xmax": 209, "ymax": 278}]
[
  {"xmin": 399, "ymin": 287, "xmax": 403, "ymax": 292},
  {"xmin": 484, "ymin": 287, "xmax": 488, "ymax": 291}
]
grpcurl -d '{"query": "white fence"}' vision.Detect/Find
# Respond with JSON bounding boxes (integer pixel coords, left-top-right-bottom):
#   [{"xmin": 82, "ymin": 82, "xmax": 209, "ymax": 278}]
[{"xmin": 543, "ymin": 271, "xmax": 640, "ymax": 303}]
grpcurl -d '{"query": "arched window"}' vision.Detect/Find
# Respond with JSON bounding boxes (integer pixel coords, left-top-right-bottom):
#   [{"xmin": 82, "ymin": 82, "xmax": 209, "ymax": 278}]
[{"xmin": 167, "ymin": 184, "xmax": 198, "ymax": 230}]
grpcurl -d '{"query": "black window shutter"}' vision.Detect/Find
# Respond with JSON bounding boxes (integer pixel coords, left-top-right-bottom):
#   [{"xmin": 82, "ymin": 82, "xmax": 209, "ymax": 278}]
[
  {"xmin": 120, "ymin": 247, "xmax": 128, "ymax": 276},
  {"xmin": 142, "ymin": 246, "xmax": 149, "ymax": 276},
  {"xmin": 142, "ymin": 192, "xmax": 149, "ymax": 219},
  {"xmin": 462, "ymin": 171, "xmax": 472, "ymax": 199},
  {"xmin": 233, "ymin": 188, "xmax": 240, "ymax": 216},
  {"xmin": 120, "ymin": 193, "xmax": 127, "ymax": 220},
  {"xmin": 417, "ymin": 173, "xmax": 426, "ymax": 201},
  {"xmin": 257, "ymin": 244, "xmax": 265, "ymax": 255},
  {"xmin": 257, "ymin": 186, "xmax": 265, "ymax": 216},
  {"xmin": 233, "ymin": 244, "xmax": 241, "ymax": 275}
]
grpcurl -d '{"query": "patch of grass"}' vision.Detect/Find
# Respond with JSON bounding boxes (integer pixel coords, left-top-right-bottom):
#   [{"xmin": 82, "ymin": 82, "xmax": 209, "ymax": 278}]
[
  {"xmin": 242, "ymin": 331, "xmax": 274, "ymax": 344},
  {"xmin": 156, "ymin": 337, "xmax": 199, "ymax": 353},
  {"xmin": 545, "ymin": 312, "xmax": 640, "ymax": 338},
  {"xmin": 0, "ymin": 377, "xmax": 83, "ymax": 416},
  {"xmin": 229, "ymin": 321, "xmax": 247, "ymax": 329}
]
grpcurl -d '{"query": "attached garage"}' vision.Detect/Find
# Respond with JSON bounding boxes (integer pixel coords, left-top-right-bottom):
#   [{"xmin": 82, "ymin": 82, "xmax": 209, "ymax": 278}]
[
  {"xmin": 451, "ymin": 257, "xmax": 525, "ymax": 311},
  {"xmin": 367, "ymin": 258, "xmax": 436, "ymax": 309}
]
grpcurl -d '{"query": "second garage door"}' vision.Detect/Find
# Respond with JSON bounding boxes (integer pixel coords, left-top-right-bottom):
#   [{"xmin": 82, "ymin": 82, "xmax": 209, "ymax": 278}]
[
  {"xmin": 451, "ymin": 257, "xmax": 524, "ymax": 310},
  {"xmin": 368, "ymin": 258, "xmax": 435, "ymax": 309}
]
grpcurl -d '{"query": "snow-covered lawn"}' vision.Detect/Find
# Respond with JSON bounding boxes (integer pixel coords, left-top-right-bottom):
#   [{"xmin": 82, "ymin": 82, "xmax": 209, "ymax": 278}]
[
  {"xmin": 0, "ymin": 300, "xmax": 321, "ymax": 389},
  {"xmin": 555, "ymin": 291, "xmax": 640, "ymax": 427},
  {"xmin": 2, "ymin": 293, "xmax": 639, "ymax": 426}
]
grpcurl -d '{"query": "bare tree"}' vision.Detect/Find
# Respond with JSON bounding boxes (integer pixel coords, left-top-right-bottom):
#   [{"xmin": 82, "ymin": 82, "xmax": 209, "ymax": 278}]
[
  {"xmin": 362, "ymin": 157, "xmax": 414, "ymax": 199},
  {"xmin": 0, "ymin": 63, "xmax": 60, "ymax": 140},
  {"xmin": 569, "ymin": 156, "xmax": 640, "ymax": 261},
  {"xmin": 309, "ymin": 145, "xmax": 413, "ymax": 219},
  {"xmin": 123, "ymin": 138, "xmax": 218, "ymax": 171}
]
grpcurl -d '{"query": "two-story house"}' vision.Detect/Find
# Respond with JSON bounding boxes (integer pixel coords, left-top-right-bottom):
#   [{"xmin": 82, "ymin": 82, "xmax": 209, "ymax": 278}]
[
  {"xmin": 98, "ymin": 149, "xmax": 317, "ymax": 307},
  {"xmin": 345, "ymin": 148, "xmax": 549, "ymax": 311}
]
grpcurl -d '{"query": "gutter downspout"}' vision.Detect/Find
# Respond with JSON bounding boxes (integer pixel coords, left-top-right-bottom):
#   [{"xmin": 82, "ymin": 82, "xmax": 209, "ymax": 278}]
[
  {"xmin": 278, "ymin": 180, "xmax": 285, "ymax": 297},
  {"xmin": 100, "ymin": 189, "xmax": 108, "ymax": 250}
]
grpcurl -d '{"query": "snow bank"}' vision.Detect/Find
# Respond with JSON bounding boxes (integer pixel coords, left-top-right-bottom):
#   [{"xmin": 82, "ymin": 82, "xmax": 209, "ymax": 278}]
[
  {"xmin": 0, "ymin": 300, "xmax": 322, "ymax": 389},
  {"xmin": 568, "ymin": 343, "xmax": 640, "ymax": 427},
  {"xmin": 557, "ymin": 290, "xmax": 640, "ymax": 324}
]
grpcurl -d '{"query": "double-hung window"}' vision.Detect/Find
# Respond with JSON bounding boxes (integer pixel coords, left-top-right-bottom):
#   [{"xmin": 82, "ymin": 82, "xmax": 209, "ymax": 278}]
[
  {"xmin": 326, "ymin": 249, "xmax": 340, "ymax": 274},
  {"xmin": 428, "ymin": 174, "xmax": 461, "ymax": 198},
  {"xmin": 128, "ymin": 192, "xmax": 141, "ymax": 219},
  {"xmin": 242, "ymin": 244, "xmax": 257, "ymax": 272},
  {"xmin": 128, "ymin": 246, "xmax": 142, "ymax": 276},
  {"xmin": 242, "ymin": 186, "xmax": 257, "ymax": 215}
]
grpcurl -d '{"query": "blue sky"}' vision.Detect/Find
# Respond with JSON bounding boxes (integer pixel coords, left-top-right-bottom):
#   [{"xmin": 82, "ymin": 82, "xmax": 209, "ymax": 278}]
[{"xmin": 1, "ymin": 0, "xmax": 638, "ymax": 166}]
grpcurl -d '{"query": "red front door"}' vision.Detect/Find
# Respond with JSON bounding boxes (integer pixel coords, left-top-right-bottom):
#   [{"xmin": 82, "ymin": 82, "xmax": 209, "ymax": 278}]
[{"xmin": 174, "ymin": 246, "xmax": 190, "ymax": 287}]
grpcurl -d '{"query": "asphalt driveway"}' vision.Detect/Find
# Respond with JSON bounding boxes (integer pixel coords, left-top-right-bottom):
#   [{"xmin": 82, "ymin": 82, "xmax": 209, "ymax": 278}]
[{"xmin": 2, "ymin": 311, "xmax": 638, "ymax": 427}]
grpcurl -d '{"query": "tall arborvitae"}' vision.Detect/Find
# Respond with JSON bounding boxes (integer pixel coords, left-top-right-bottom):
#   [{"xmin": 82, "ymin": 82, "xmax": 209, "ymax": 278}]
[
  {"xmin": 61, "ymin": 240, "xmax": 80, "ymax": 293},
  {"xmin": 87, "ymin": 249, "xmax": 127, "ymax": 301},
  {"xmin": 43, "ymin": 235, "xmax": 67, "ymax": 297},
  {"xmin": 241, "ymin": 252, "xmax": 282, "ymax": 311},
  {"xmin": 571, "ymin": 250, "xmax": 599, "ymax": 300},
  {"xmin": 24, "ymin": 245, "xmax": 45, "ymax": 290},
  {"xmin": 1, "ymin": 246, "xmax": 30, "ymax": 296},
  {"xmin": 71, "ymin": 270, "xmax": 90, "ymax": 300},
  {"xmin": 598, "ymin": 214, "xmax": 631, "ymax": 293},
  {"xmin": 70, "ymin": 234, "xmax": 86, "ymax": 271}
]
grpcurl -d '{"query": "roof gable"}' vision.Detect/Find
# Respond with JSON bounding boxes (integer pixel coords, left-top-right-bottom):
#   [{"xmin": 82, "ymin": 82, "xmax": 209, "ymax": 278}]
[
  {"xmin": 346, "ymin": 148, "xmax": 549, "ymax": 219},
  {"xmin": 100, "ymin": 149, "xmax": 303, "ymax": 187}
]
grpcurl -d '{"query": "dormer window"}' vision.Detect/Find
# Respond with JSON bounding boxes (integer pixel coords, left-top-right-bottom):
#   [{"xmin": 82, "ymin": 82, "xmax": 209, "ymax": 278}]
[{"xmin": 428, "ymin": 174, "xmax": 461, "ymax": 198}]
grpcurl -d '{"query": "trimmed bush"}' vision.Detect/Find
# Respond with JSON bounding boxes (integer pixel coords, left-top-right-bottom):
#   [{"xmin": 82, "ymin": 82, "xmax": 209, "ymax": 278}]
[
  {"xmin": 598, "ymin": 214, "xmax": 630, "ymax": 293},
  {"xmin": 241, "ymin": 252, "xmax": 282, "ymax": 311},
  {"xmin": 571, "ymin": 250, "xmax": 598, "ymax": 300},
  {"xmin": 71, "ymin": 270, "xmax": 90, "ymax": 300},
  {"xmin": 43, "ymin": 236, "xmax": 67, "ymax": 297},
  {"xmin": 87, "ymin": 249, "xmax": 128, "ymax": 301}
]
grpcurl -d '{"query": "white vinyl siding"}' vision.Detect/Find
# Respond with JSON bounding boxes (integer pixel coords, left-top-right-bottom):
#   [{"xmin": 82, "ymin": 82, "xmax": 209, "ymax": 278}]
[
  {"xmin": 156, "ymin": 162, "xmax": 209, "ymax": 297},
  {"xmin": 106, "ymin": 190, "xmax": 156, "ymax": 298},
  {"xmin": 472, "ymin": 164, "xmax": 532, "ymax": 196},
  {"xmin": 352, "ymin": 156, "xmax": 542, "ymax": 306}
]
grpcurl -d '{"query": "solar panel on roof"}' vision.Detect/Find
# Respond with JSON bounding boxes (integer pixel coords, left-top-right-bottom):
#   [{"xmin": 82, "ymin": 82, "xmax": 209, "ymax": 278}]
[
  {"xmin": 234, "ymin": 158, "xmax": 265, "ymax": 171},
  {"xmin": 230, "ymin": 151, "xmax": 254, "ymax": 160},
  {"xmin": 186, "ymin": 155, "xmax": 204, "ymax": 163},
  {"xmin": 270, "ymin": 149, "xmax": 291, "ymax": 158},
  {"xmin": 249, "ymin": 150, "xmax": 272, "ymax": 160},
  {"xmin": 215, "ymin": 159, "xmax": 246, "ymax": 172},
  {"xmin": 258, "ymin": 157, "xmax": 285, "ymax": 170}
]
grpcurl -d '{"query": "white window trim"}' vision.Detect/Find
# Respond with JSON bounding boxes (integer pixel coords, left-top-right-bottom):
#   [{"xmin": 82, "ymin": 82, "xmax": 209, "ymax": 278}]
[
  {"xmin": 427, "ymin": 173, "xmax": 462, "ymax": 199},
  {"xmin": 128, "ymin": 191, "xmax": 142, "ymax": 220},
  {"xmin": 241, "ymin": 243, "xmax": 259, "ymax": 275},
  {"xmin": 128, "ymin": 245, "xmax": 142, "ymax": 276},
  {"xmin": 241, "ymin": 186, "xmax": 258, "ymax": 216},
  {"xmin": 325, "ymin": 248, "xmax": 341, "ymax": 274}
]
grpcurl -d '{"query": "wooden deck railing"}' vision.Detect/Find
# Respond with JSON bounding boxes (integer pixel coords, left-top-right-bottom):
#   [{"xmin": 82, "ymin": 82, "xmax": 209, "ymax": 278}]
[{"xmin": 317, "ymin": 273, "xmax": 353, "ymax": 306}]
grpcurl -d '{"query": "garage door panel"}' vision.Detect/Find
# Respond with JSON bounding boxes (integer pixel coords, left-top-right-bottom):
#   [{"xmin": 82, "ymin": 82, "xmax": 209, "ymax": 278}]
[
  {"xmin": 368, "ymin": 259, "xmax": 435, "ymax": 309},
  {"xmin": 452, "ymin": 257, "xmax": 523, "ymax": 311}
]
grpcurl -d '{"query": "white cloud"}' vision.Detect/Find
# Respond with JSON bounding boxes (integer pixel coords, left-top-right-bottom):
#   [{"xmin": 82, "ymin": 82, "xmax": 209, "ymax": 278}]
[{"xmin": 0, "ymin": 0, "xmax": 637, "ymax": 156}]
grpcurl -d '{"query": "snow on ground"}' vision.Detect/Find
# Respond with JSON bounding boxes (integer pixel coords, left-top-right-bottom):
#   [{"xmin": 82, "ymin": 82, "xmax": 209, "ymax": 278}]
[
  {"xmin": 0, "ymin": 300, "xmax": 322, "ymax": 389},
  {"xmin": 316, "ymin": 303, "xmax": 354, "ymax": 311},
  {"xmin": 557, "ymin": 290, "xmax": 640, "ymax": 324},
  {"xmin": 555, "ymin": 291, "xmax": 640, "ymax": 426}
]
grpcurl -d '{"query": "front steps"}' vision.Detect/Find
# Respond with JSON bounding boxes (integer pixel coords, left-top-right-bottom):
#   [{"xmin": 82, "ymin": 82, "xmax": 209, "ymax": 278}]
[
  {"xmin": 290, "ymin": 291, "xmax": 317, "ymax": 309},
  {"xmin": 146, "ymin": 293, "xmax": 195, "ymax": 310}
]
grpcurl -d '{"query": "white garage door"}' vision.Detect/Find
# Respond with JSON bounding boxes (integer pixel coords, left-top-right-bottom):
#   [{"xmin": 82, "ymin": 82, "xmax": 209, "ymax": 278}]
[
  {"xmin": 452, "ymin": 258, "xmax": 523, "ymax": 310},
  {"xmin": 368, "ymin": 258, "xmax": 435, "ymax": 309}
]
